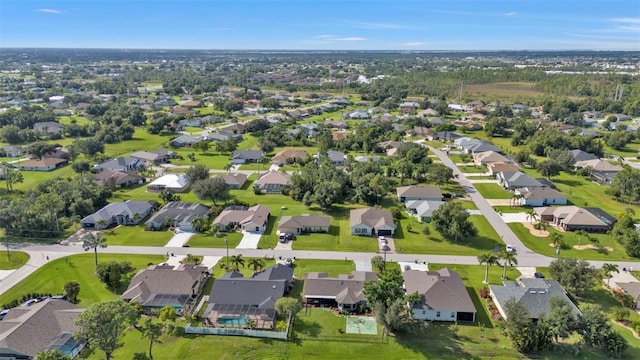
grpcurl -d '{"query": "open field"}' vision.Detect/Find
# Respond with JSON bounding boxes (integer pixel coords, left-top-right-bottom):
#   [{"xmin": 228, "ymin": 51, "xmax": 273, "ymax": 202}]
[
  {"xmin": 465, "ymin": 82, "xmax": 545, "ymax": 98},
  {"xmin": 0, "ymin": 251, "xmax": 29, "ymax": 270},
  {"xmin": 0, "ymin": 254, "xmax": 164, "ymax": 307},
  {"xmin": 473, "ymin": 183, "xmax": 513, "ymax": 199}
]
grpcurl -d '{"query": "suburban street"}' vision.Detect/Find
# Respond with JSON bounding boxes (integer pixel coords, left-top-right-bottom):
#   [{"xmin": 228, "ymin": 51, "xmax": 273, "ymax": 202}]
[{"xmin": 2, "ymin": 143, "xmax": 640, "ymax": 297}]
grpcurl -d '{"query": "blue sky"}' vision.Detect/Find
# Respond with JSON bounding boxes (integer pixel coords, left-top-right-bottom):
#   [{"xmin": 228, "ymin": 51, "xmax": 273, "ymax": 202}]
[{"xmin": 1, "ymin": 0, "xmax": 639, "ymax": 50}]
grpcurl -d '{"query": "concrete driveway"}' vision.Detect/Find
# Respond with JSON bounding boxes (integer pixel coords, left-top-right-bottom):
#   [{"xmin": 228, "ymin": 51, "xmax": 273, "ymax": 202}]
[
  {"xmin": 236, "ymin": 231, "xmax": 262, "ymax": 249},
  {"xmin": 164, "ymin": 231, "xmax": 195, "ymax": 247},
  {"xmin": 399, "ymin": 261, "xmax": 429, "ymax": 272},
  {"xmin": 500, "ymin": 212, "xmax": 530, "ymax": 223},
  {"xmin": 355, "ymin": 260, "xmax": 372, "ymax": 271},
  {"xmin": 516, "ymin": 267, "xmax": 537, "ymax": 279}
]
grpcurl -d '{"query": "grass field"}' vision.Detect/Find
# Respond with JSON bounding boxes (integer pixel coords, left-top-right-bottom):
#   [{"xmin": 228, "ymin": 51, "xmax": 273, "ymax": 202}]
[
  {"xmin": 458, "ymin": 165, "xmax": 489, "ymax": 173},
  {"xmin": 473, "ymin": 183, "xmax": 513, "ymax": 199},
  {"xmin": 465, "ymin": 82, "xmax": 545, "ymax": 98},
  {"xmin": 186, "ymin": 231, "xmax": 243, "ymax": 248},
  {"xmin": 101, "ymin": 225, "xmax": 173, "ymax": 246},
  {"xmin": 0, "ymin": 251, "xmax": 29, "ymax": 270},
  {"xmin": 0, "ymin": 254, "xmax": 164, "ymax": 307}
]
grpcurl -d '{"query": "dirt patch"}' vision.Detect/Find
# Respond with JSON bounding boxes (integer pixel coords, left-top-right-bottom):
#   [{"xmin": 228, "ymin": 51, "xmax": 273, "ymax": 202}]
[
  {"xmin": 573, "ymin": 244, "xmax": 613, "ymax": 252},
  {"xmin": 521, "ymin": 222, "xmax": 549, "ymax": 237}
]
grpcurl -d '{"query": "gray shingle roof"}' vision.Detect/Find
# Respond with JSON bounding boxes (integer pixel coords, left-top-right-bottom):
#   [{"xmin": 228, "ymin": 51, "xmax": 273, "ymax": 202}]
[
  {"xmin": 304, "ymin": 271, "xmax": 378, "ymax": 305},
  {"xmin": 81, "ymin": 200, "xmax": 154, "ymax": 225},
  {"xmin": 403, "ymin": 268, "xmax": 476, "ymax": 313},
  {"xmin": 145, "ymin": 202, "xmax": 210, "ymax": 227}
]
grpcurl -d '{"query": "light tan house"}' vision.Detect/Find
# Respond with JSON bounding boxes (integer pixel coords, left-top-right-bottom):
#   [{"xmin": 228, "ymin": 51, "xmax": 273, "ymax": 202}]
[
  {"xmin": 254, "ymin": 170, "xmax": 291, "ymax": 194},
  {"xmin": 350, "ymin": 207, "xmax": 396, "ymax": 236},
  {"xmin": 215, "ymin": 173, "xmax": 248, "ymax": 189},
  {"xmin": 270, "ymin": 149, "xmax": 309, "ymax": 166},
  {"xmin": 473, "ymin": 151, "xmax": 511, "ymax": 166},
  {"xmin": 396, "ymin": 186, "xmax": 442, "ymax": 202},
  {"xmin": 213, "ymin": 205, "xmax": 270, "ymax": 233},
  {"xmin": 278, "ymin": 214, "xmax": 331, "ymax": 234},
  {"xmin": 487, "ymin": 161, "xmax": 520, "ymax": 175},
  {"xmin": 534, "ymin": 206, "xmax": 616, "ymax": 232}
]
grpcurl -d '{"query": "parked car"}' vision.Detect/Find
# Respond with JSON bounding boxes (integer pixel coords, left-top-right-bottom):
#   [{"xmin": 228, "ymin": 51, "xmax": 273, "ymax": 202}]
[
  {"xmin": 506, "ymin": 244, "xmax": 516, "ymax": 253},
  {"xmin": 278, "ymin": 233, "xmax": 287, "ymax": 243},
  {"xmin": 284, "ymin": 258, "xmax": 293, "ymax": 267},
  {"xmin": 534, "ymin": 272, "xmax": 545, "ymax": 279},
  {"xmin": 381, "ymin": 245, "xmax": 390, "ymax": 251}
]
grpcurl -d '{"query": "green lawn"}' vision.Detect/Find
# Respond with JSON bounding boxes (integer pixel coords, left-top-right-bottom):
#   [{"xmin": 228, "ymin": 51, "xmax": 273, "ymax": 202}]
[
  {"xmin": 291, "ymin": 259, "xmax": 355, "ymax": 277},
  {"xmin": 509, "ymin": 222, "xmax": 634, "ymax": 261},
  {"xmin": 102, "ymin": 128, "xmax": 177, "ymax": 158},
  {"xmin": 492, "ymin": 205, "xmax": 528, "ymax": 213},
  {"xmin": 186, "ymin": 231, "xmax": 243, "ymax": 248},
  {"xmin": 212, "ymin": 257, "xmax": 276, "ymax": 278},
  {"xmin": 3, "ymin": 165, "xmax": 75, "ymax": 195},
  {"xmin": 0, "ymin": 254, "xmax": 164, "ymax": 307},
  {"xmin": 101, "ymin": 225, "xmax": 173, "ymax": 246},
  {"xmin": 394, "ymin": 215, "xmax": 504, "ymax": 255},
  {"xmin": 239, "ymin": 162, "xmax": 270, "ymax": 170},
  {"xmin": 0, "ymin": 251, "xmax": 29, "ymax": 270},
  {"xmin": 447, "ymin": 154, "xmax": 473, "ymax": 163},
  {"xmin": 458, "ymin": 165, "xmax": 488, "ymax": 173},
  {"xmin": 473, "ymin": 183, "xmax": 513, "ymax": 199}
]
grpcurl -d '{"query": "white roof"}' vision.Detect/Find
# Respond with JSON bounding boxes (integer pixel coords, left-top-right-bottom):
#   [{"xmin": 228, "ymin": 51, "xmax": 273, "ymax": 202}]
[{"xmin": 148, "ymin": 174, "xmax": 188, "ymax": 189}]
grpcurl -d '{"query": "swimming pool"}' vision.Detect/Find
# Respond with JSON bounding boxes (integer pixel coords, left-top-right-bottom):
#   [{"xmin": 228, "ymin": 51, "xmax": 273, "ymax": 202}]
[{"xmin": 217, "ymin": 316, "xmax": 248, "ymax": 326}]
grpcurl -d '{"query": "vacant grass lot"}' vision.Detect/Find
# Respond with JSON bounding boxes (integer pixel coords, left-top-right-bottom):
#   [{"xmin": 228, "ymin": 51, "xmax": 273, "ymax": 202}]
[
  {"xmin": 458, "ymin": 165, "xmax": 487, "ymax": 173},
  {"xmin": 0, "ymin": 254, "xmax": 164, "ymax": 307},
  {"xmin": 186, "ymin": 231, "xmax": 243, "ymax": 248},
  {"xmin": 466, "ymin": 82, "xmax": 546, "ymax": 98},
  {"xmin": 473, "ymin": 183, "xmax": 513, "ymax": 199},
  {"xmin": 0, "ymin": 251, "xmax": 29, "ymax": 270},
  {"xmin": 101, "ymin": 225, "xmax": 173, "ymax": 246},
  {"xmin": 394, "ymin": 215, "xmax": 505, "ymax": 255},
  {"xmin": 509, "ymin": 222, "xmax": 633, "ymax": 261}
]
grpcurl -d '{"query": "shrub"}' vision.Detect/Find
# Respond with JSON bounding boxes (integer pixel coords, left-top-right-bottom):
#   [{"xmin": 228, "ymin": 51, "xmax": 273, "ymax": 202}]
[
  {"xmin": 479, "ymin": 288, "xmax": 490, "ymax": 299},
  {"xmin": 612, "ymin": 307, "xmax": 630, "ymax": 322}
]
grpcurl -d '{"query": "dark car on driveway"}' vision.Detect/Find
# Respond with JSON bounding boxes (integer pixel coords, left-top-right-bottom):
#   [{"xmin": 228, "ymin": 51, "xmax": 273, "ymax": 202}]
[{"xmin": 534, "ymin": 272, "xmax": 545, "ymax": 279}]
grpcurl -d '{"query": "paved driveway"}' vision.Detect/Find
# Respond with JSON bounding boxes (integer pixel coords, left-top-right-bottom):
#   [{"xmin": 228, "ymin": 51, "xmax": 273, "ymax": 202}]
[
  {"xmin": 355, "ymin": 260, "xmax": 372, "ymax": 271},
  {"xmin": 399, "ymin": 261, "xmax": 429, "ymax": 272},
  {"xmin": 500, "ymin": 212, "xmax": 530, "ymax": 223},
  {"xmin": 236, "ymin": 231, "xmax": 262, "ymax": 249},
  {"xmin": 164, "ymin": 231, "xmax": 194, "ymax": 247}
]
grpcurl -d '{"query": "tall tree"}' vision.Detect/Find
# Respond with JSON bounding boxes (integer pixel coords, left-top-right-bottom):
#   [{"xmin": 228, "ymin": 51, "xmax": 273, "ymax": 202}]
[
  {"xmin": 431, "ymin": 201, "xmax": 477, "ymax": 242},
  {"xmin": 229, "ymin": 254, "xmax": 245, "ymax": 271},
  {"xmin": 499, "ymin": 249, "xmax": 518, "ymax": 280},
  {"xmin": 1, "ymin": 163, "xmax": 24, "ymax": 192},
  {"xmin": 549, "ymin": 257, "xmax": 598, "ymax": 297},
  {"xmin": 63, "ymin": 281, "xmax": 80, "ymax": 304},
  {"xmin": 82, "ymin": 232, "xmax": 107, "ymax": 270},
  {"xmin": 247, "ymin": 258, "xmax": 265, "ymax": 273},
  {"xmin": 477, "ymin": 251, "xmax": 499, "ymax": 284},
  {"xmin": 139, "ymin": 318, "xmax": 163, "ymax": 360},
  {"xmin": 192, "ymin": 177, "xmax": 230, "ymax": 206},
  {"xmin": 74, "ymin": 300, "xmax": 140, "ymax": 360},
  {"xmin": 185, "ymin": 164, "xmax": 209, "ymax": 183},
  {"xmin": 601, "ymin": 263, "xmax": 619, "ymax": 287},
  {"xmin": 546, "ymin": 296, "xmax": 578, "ymax": 343}
]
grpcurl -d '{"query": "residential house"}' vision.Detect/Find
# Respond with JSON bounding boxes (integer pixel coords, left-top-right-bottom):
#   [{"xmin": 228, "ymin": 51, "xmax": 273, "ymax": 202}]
[
  {"xmin": 205, "ymin": 131, "xmax": 242, "ymax": 142},
  {"xmin": 405, "ymin": 200, "xmax": 444, "ymax": 223},
  {"xmin": 332, "ymin": 98, "xmax": 350, "ymax": 106},
  {"xmin": 473, "ymin": 151, "xmax": 511, "ymax": 166},
  {"xmin": 511, "ymin": 104, "xmax": 529, "ymax": 113},
  {"xmin": 377, "ymin": 140, "xmax": 404, "ymax": 156},
  {"xmin": 32, "ymin": 121, "xmax": 64, "ymax": 136},
  {"xmin": 487, "ymin": 162, "xmax": 520, "ymax": 176},
  {"xmin": 147, "ymin": 174, "xmax": 189, "ymax": 193},
  {"xmin": 534, "ymin": 206, "xmax": 616, "ymax": 232},
  {"xmin": 0, "ymin": 299, "xmax": 84, "ymax": 359},
  {"xmin": 231, "ymin": 150, "xmax": 264, "ymax": 164},
  {"xmin": 41, "ymin": 147, "xmax": 70, "ymax": 160},
  {"xmin": 169, "ymin": 107, "xmax": 195, "ymax": 116},
  {"xmin": 344, "ymin": 110, "xmax": 370, "ymax": 119},
  {"xmin": 489, "ymin": 278, "xmax": 581, "ymax": 320},
  {"xmin": 429, "ymin": 131, "xmax": 464, "ymax": 142},
  {"xmin": 171, "ymin": 135, "xmax": 203, "ymax": 147},
  {"xmin": 121, "ymin": 264, "xmax": 210, "ymax": 314},
  {"xmin": 574, "ymin": 159, "xmax": 623, "ymax": 184},
  {"xmin": 81, "ymin": 200, "xmax": 155, "ymax": 230},
  {"xmin": 219, "ymin": 122, "xmax": 246, "ymax": 134},
  {"xmin": 399, "ymin": 101, "xmax": 420, "ymax": 115},
  {"xmin": 323, "ymin": 120, "xmax": 347, "ymax": 130},
  {"xmin": 459, "ymin": 140, "xmax": 503, "ymax": 155},
  {"xmin": 270, "ymin": 149, "xmax": 309, "ymax": 166},
  {"xmin": 396, "ymin": 186, "xmax": 442, "ymax": 202},
  {"xmin": 408, "ymin": 126, "xmax": 433, "ymax": 137},
  {"xmin": 569, "ymin": 149, "xmax": 599, "ymax": 163},
  {"xmin": 16, "ymin": 158, "xmax": 67, "ymax": 171},
  {"xmin": 278, "ymin": 214, "xmax": 331, "ymax": 234},
  {"xmin": 403, "ymin": 268, "xmax": 476, "ymax": 322},
  {"xmin": 608, "ymin": 271, "xmax": 640, "ymax": 310},
  {"xmin": 214, "ymin": 173, "xmax": 248, "ymax": 189},
  {"xmin": 515, "ymin": 187, "xmax": 568, "ymax": 207},
  {"xmin": 178, "ymin": 119, "xmax": 203, "ymax": 127},
  {"xmin": 253, "ymin": 170, "xmax": 291, "ymax": 194},
  {"xmin": 93, "ymin": 157, "xmax": 144, "ymax": 173},
  {"xmin": 304, "ymin": 271, "xmax": 378, "ymax": 311},
  {"xmin": 212, "ymin": 205, "xmax": 270, "ymax": 233},
  {"xmin": 354, "ymin": 155, "xmax": 380, "ymax": 163},
  {"xmin": 131, "ymin": 150, "xmax": 176, "ymax": 165},
  {"xmin": 350, "ymin": 207, "xmax": 397, "ymax": 236},
  {"xmin": 324, "ymin": 150, "xmax": 346, "ymax": 166},
  {"xmin": 95, "ymin": 170, "xmax": 145, "ymax": 188},
  {"xmin": 203, "ymin": 265, "xmax": 293, "ymax": 329},
  {"xmin": 145, "ymin": 202, "xmax": 211, "ymax": 231},
  {"xmin": 0, "ymin": 145, "xmax": 24, "ymax": 158},
  {"xmin": 497, "ymin": 171, "xmax": 544, "ymax": 190}
]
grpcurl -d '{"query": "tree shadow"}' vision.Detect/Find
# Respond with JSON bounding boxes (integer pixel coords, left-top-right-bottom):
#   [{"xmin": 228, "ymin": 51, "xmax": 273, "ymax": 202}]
[
  {"xmin": 394, "ymin": 324, "xmax": 481, "ymax": 360},
  {"xmin": 295, "ymin": 317, "xmax": 322, "ymax": 338}
]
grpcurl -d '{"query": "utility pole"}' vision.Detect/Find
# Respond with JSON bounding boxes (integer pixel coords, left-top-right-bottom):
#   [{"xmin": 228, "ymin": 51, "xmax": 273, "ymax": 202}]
[{"xmin": 225, "ymin": 236, "xmax": 229, "ymax": 269}]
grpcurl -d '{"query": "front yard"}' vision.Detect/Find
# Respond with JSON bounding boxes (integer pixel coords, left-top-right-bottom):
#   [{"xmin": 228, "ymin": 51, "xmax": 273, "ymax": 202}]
[
  {"xmin": 101, "ymin": 225, "xmax": 173, "ymax": 246},
  {"xmin": 186, "ymin": 231, "xmax": 243, "ymax": 248},
  {"xmin": 473, "ymin": 183, "xmax": 513, "ymax": 199}
]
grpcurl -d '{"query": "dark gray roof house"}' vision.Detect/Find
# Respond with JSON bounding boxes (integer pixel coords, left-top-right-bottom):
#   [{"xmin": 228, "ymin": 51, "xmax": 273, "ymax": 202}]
[
  {"xmin": 231, "ymin": 150, "xmax": 264, "ymax": 164},
  {"xmin": 326, "ymin": 150, "xmax": 346, "ymax": 166},
  {"xmin": 304, "ymin": 271, "xmax": 378, "ymax": 312},
  {"xmin": 93, "ymin": 157, "xmax": 145, "ymax": 173},
  {"xmin": 489, "ymin": 278, "xmax": 581, "ymax": 321},
  {"xmin": 0, "ymin": 299, "xmax": 84, "ymax": 358},
  {"xmin": 170, "ymin": 135, "xmax": 203, "ymax": 147},
  {"xmin": 145, "ymin": 202, "xmax": 210, "ymax": 232},
  {"xmin": 403, "ymin": 268, "xmax": 476, "ymax": 322},
  {"xmin": 81, "ymin": 200, "xmax": 155, "ymax": 230},
  {"xmin": 204, "ymin": 264, "xmax": 293, "ymax": 329},
  {"xmin": 569, "ymin": 149, "xmax": 599, "ymax": 162},
  {"xmin": 32, "ymin": 121, "xmax": 64, "ymax": 135},
  {"xmin": 121, "ymin": 263, "xmax": 209, "ymax": 313}
]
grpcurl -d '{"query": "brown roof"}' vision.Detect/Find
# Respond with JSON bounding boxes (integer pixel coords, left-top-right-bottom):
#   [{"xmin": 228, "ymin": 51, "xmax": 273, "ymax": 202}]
[
  {"xmin": 270, "ymin": 149, "xmax": 309, "ymax": 163},
  {"xmin": 213, "ymin": 205, "xmax": 270, "ymax": 227},
  {"xmin": 304, "ymin": 271, "xmax": 378, "ymax": 305},
  {"xmin": 488, "ymin": 162, "xmax": 520, "ymax": 173},
  {"xmin": 575, "ymin": 159, "xmax": 623, "ymax": 172},
  {"xmin": 18, "ymin": 158, "xmax": 66, "ymax": 168},
  {"xmin": 403, "ymin": 268, "xmax": 476, "ymax": 313},
  {"xmin": 396, "ymin": 186, "xmax": 442, "ymax": 199},
  {"xmin": 474, "ymin": 151, "xmax": 510, "ymax": 164},
  {"xmin": 95, "ymin": 169, "xmax": 144, "ymax": 186},
  {"xmin": 215, "ymin": 173, "xmax": 248, "ymax": 187},
  {"xmin": 0, "ymin": 299, "xmax": 83, "ymax": 357},
  {"xmin": 350, "ymin": 207, "xmax": 396, "ymax": 230},
  {"xmin": 278, "ymin": 214, "xmax": 331, "ymax": 229},
  {"xmin": 254, "ymin": 170, "xmax": 291, "ymax": 186},
  {"xmin": 519, "ymin": 187, "xmax": 566, "ymax": 201},
  {"xmin": 121, "ymin": 264, "xmax": 208, "ymax": 306}
]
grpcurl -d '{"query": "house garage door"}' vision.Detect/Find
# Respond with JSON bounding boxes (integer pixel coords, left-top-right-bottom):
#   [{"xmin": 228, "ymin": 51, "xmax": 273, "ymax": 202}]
[{"xmin": 377, "ymin": 229, "xmax": 393, "ymax": 236}]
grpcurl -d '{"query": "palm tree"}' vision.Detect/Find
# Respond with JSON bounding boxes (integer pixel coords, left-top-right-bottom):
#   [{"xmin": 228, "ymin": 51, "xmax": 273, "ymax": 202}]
[
  {"xmin": 575, "ymin": 230, "xmax": 587, "ymax": 246},
  {"xmin": 82, "ymin": 232, "xmax": 107, "ymax": 270},
  {"xmin": 95, "ymin": 218, "xmax": 108, "ymax": 230},
  {"xmin": 499, "ymin": 249, "xmax": 518, "ymax": 280},
  {"xmin": 229, "ymin": 254, "xmax": 245, "ymax": 271},
  {"xmin": 183, "ymin": 253, "xmax": 201, "ymax": 265},
  {"xmin": 478, "ymin": 251, "xmax": 499, "ymax": 284},
  {"xmin": 132, "ymin": 212, "xmax": 142, "ymax": 224},
  {"xmin": 548, "ymin": 232, "xmax": 563, "ymax": 247},
  {"xmin": 224, "ymin": 162, "xmax": 233, "ymax": 174},
  {"xmin": 190, "ymin": 215, "xmax": 210, "ymax": 233},
  {"xmin": 602, "ymin": 263, "xmax": 619, "ymax": 287},
  {"xmin": 537, "ymin": 218, "xmax": 548, "ymax": 234},
  {"xmin": 526, "ymin": 210, "xmax": 538, "ymax": 224},
  {"xmin": 247, "ymin": 258, "xmax": 265, "ymax": 274}
]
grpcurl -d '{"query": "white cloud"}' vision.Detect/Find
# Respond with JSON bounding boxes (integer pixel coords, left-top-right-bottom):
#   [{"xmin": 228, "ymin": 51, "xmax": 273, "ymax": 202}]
[
  {"xmin": 609, "ymin": 17, "xmax": 640, "ymax": 24},
  {"xmin": 401, "ymin": 42, "xmax": 426, "ymax": 47},
  {"xmin": 314, "ymin": 35, "xmax": 366, "ymax": 42},
  {"xmin": 563, "ymin": 32, "xmax": 638, "ymax": 41},
  {"xmin": 350, "ymin": 21, "xmax": 409, "ymax": 30},
  {"xmin": 36, "ymin": 8, "xmax": 62, "ymax": 14},
  {"xmin": 504, "ymin": 12, "xmax": 516, "ymax": 17}
]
